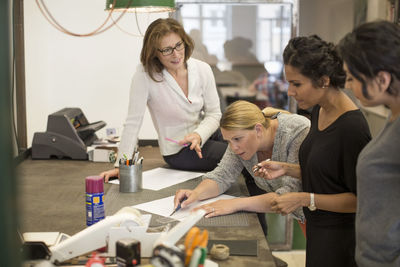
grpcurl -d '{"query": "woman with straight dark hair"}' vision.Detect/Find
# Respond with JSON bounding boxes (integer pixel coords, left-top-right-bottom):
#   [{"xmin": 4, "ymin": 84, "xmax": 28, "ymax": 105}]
[
  {"xmin": 338, "ymin": 20, "xmax": 400, "ymax": 267},
  {"xmin": 255, "ymin": 35, "xmax": 371, "ymax": 267}
]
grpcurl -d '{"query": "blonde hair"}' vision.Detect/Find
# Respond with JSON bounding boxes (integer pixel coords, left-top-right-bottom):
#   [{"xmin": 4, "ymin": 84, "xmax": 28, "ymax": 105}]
[
  {"xmin": 220, "ymin": 100, "xmax": 289, "ymax": 131},
  {"xmin": 140, "ymin": 18, "xmax": 194, "ymax": 82}
]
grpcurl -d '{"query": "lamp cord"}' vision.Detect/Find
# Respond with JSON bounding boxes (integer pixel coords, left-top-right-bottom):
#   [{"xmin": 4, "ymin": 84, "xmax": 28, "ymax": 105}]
[
  {"xmin": 35, "ymin": 0, "xmax": 132, "ymax": 37},
  {"xmin": 111, "ymin": 15, "xmax": 143, "ymax": 37},
  {"xmin": 134, "ymin": 11, "xmax": 143, "ymax": 36}
]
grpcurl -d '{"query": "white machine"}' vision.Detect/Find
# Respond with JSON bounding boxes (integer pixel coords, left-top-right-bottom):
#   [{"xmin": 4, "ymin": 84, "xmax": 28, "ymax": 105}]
[{"xmin": 34, "ymin": 207, "xmax": 206, "ymax": 265}]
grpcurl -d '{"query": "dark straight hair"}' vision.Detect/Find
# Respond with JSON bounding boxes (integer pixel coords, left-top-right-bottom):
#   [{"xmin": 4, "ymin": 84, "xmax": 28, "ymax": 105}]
[{"xmin": 337, "ymin": 20, "xmax": 400, "ymax": 98}]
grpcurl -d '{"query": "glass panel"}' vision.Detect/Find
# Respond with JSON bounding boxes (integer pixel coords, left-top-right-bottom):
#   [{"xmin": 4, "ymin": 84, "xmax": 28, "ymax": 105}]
[
  {"xmin": 202, "ymin": 4, "xmax": 226, "ymax": 17},
  {"xmin": 176, "ymin": 2, "xmax": 292, "ymax": 110},
  {"xmin": 181, "ymin": 19, "xmax": 200, "ymax": 34},
  {"xmin": 180, "ymin": 4, "xmax": 199, "ymax": 17}
]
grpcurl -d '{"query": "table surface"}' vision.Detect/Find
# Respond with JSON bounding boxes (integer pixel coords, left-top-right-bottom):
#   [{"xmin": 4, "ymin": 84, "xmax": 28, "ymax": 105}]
[{"xmin": 18, "ymin": 153, "xmax": 276, "ymax": 267}]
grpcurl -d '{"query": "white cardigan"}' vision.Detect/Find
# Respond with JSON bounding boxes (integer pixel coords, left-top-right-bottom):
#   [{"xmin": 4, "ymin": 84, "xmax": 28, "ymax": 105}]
[{"xmin": 116, "ymin": 58, "xmax": 221, "ymax": 164}]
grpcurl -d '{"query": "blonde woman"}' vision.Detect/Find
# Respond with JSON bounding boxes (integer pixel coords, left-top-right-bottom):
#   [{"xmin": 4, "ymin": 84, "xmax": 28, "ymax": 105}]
[{"xmin": 173, "ymin": 100, "xmax": 310, "ymax": 233}]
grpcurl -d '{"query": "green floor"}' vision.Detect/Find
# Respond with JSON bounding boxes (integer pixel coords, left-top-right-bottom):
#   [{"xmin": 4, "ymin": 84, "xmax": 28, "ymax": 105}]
[{"xmin": 266, "ymin": 214, "xmax": 306, "ymax": 250}]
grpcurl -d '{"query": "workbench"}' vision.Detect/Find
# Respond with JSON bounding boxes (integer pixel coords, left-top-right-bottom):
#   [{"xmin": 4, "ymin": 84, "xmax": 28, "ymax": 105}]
[{"xmin": 17, "ymin": 146, "xmax": 276, "ymax": 266}]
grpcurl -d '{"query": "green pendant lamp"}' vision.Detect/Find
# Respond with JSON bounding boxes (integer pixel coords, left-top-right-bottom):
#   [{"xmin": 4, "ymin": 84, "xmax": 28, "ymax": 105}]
[{"xmin": 106, "ymin": 0, "xmax": 175, "ymax": 13}]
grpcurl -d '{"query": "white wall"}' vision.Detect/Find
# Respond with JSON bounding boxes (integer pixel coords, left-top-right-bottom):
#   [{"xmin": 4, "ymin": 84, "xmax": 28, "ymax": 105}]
[
  {"xmin": 299, "ymin": 0, "xmax": 354, "ymax": 43},
  {"xmin": 24, "ymin": 0, "xmax": 165, "ymax": 146},
  {"xmin": 367, "ymin": 0, "xmax": 390, "ymax": 21},
  {"xmin": 24, "ymin": 0, "xmax": 358, "ymax": 147}
]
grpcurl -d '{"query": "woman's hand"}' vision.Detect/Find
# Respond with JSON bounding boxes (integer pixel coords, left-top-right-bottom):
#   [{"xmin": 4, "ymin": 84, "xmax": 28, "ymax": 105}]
[
  {"xmin": 270, "ymin": 192, "xmax": 308, "ymax": 215},
  {"xmin": 253, "ymin": 160, "xmax": 287, "ymax": 179},
  {"xmin": 99, "ymin": 168, "xmax": 119, "ymax": 183},
  {"xmin": 173, "ymin": 189, "xmax": 200, "ymax": 210},
  {"xmin": 180, "ymin": 132, "xmax": 203, "ymax": 158},
  {"xmin": 194, "ymin": 199, "xmax": 240, "ymax": 218}
]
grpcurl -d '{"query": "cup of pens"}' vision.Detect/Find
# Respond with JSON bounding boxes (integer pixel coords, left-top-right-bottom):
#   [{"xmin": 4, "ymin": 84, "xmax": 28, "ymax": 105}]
[{"xmin": 119, "ymin": 154, "xmax": 143, "ymax": 193}]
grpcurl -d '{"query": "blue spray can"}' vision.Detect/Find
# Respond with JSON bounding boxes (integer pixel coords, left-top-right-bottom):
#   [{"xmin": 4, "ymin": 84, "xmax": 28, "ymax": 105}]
[{"xmin": 86, "ymin": 176, "xmax": 105, "ymax": 226}]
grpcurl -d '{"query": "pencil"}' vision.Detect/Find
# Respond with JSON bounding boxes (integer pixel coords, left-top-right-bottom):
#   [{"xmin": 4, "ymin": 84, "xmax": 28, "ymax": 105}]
[
  {"xmin": 165, "ymin": 137, "xmax": 189, "ymax": 147},
  {"xmin": 253, "ymin": 158, "xmax": 270, "ymax": 173}
]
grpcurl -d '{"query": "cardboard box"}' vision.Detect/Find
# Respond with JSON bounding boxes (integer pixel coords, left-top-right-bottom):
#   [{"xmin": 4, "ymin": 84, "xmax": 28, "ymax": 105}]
[{"xmin": 87, "ymin": 145, "xmax": 118, "ymax": 163}]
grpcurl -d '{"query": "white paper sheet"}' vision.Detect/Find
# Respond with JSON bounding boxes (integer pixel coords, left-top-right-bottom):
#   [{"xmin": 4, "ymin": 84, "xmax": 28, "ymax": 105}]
[
  {"xmin": 133, "ymin": 194, "xmax": 236, "ymax": 221},
  {"xmin": 108, "ymin": 178, "xmax": 119, "ymax": 185},
  {"xmin": 108, "ymin": 167, "xmax": 205, "ymax": 190}
]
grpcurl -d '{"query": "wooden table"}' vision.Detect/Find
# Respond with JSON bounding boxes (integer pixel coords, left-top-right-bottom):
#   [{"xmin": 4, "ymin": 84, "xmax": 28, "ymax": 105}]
[{"xmin": 18, "ymin": 150, "xmax": 276, "ymax": 266}]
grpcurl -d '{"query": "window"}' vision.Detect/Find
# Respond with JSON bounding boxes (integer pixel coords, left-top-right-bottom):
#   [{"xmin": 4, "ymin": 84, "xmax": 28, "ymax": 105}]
[
  {"xmin": 176, "ymin": 3, "xmax": 292, "ymax": 66},
  {"xmin": 175, "ymin": 2, "xmax": 295, "ymax": 110}
]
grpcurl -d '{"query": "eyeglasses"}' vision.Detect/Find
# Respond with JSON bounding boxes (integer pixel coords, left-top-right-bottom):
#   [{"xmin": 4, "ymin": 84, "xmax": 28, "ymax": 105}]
[{"xmin": 158, "ymin": 41, "xmax": 185, "ymax": 56}]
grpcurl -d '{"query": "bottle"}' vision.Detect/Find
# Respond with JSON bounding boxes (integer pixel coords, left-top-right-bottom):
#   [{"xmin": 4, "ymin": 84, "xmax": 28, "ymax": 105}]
[{"xmin": 86, "ymin": 176, "xmax": 105, "ymax": 226}]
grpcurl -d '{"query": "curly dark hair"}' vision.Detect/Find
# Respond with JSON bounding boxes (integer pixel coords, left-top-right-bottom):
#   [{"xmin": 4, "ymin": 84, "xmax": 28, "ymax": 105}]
[
  {"xmin": 283, "ymin": 35, "xmax": 346, "ymax": 89},
  {"xmin": 140, "ymin": 18, "xmax": 194, "ymax": 82},
  {"xmin": 337, "ymin": 20, "xmax": 400, "ymax": 99}
]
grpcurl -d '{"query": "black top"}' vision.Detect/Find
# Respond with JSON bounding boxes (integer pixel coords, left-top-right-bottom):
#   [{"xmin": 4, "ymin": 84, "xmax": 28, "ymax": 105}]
[{"xmin": 299, "ymin": 105, "xmax": 371, "ymax": 226}]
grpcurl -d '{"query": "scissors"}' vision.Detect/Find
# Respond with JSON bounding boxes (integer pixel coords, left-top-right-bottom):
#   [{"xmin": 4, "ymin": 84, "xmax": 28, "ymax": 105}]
[{"xmin": 184, "ymin": 227, "xmax": 209, "ymax": 266}]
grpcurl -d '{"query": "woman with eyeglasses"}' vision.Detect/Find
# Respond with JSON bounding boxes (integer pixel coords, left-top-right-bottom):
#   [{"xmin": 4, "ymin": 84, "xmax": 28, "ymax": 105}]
[{"xmin": 101, "ymin": 18, "xmax": 227, "ymax": 182}]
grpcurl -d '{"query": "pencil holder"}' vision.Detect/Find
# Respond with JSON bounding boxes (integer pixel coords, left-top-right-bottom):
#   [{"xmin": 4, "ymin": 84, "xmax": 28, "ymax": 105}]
[{"xmin": 119, "ymin": 164, "xmax": 142, "ymax": 193}]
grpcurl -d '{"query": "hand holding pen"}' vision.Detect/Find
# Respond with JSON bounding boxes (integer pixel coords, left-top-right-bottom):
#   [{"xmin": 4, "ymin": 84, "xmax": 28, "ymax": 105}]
[
  {"xmin": 181, "ymin": 133, "xmax": 203, "ymax": 159},
  {"xmin": 253, "ymin": 158, "xmax": 270, "ymax": 173},
  {"xmin": 170, "ymin": 195, "xmax": 188, "ymax": 216},
  {"xmin": 165, "ymin": 132, "xmax": 203, "ymax": 159},
  {"xmin": 171, "ymin": 190, "xmax": 199, "ymax": 216},
  {"xmin": 165, "ymin": 137, "xmax": 189, "ymax": 147},
  {"xmin": 252, "ymin": 159, "xmax": 287, "ymax": 179}
]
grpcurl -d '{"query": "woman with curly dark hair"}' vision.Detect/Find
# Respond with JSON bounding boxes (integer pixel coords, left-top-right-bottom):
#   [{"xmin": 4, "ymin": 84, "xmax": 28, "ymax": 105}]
[
  {"xmin": 254, "ymin": 35, "xmax": 371, "ymax": 267},
  {"xmin": 338, "ymin": 20, "xmax": 400, "ymax": 267}
]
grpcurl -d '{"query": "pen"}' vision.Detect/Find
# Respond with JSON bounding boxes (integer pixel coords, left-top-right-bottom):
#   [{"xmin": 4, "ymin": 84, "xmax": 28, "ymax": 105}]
[
  {"xmin": 170, "ymin": 196, "xmax": 188, "ymax": 216},
  {"xmin": 270, "ymin": 112, "xmax": 281, "ymax": 119},
  {"xmin": 253, "ymin": 158, "xmax": 270, "ymax": 173},
  {"xmin": 165, "ymin": 137, "xmax": 189, "ymax": 147},
  {"xmin": 132, "ymin": 147, "xmax": 138, "ymax": 163},
  {"xmin": 133, "ymin": 151, "xmax": 139, "ymax": 164}
]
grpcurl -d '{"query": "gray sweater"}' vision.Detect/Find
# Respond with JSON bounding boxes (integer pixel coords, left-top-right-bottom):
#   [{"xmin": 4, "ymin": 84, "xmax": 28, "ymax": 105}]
[
  {"xmin": 356, "ymin": 116, "xmax": 400, "ymax": 267},
  {"xmin": 204, "ymin": 113, "xmax": 310, "ymax": 221}
]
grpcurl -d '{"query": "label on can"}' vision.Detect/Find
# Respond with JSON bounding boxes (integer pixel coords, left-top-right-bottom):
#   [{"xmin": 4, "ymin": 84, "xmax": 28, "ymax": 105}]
[{"xmin": 86, "ymin": 192, "xmax": 105, "ymax": 226}]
